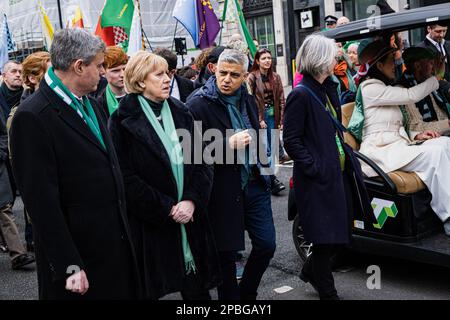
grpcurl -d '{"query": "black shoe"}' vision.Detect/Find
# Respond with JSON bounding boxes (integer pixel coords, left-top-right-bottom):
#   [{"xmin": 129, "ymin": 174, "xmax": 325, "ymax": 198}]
[
  {"xmin": 11, "ymin": 254, "xmax": 35, "ymax": 270},
  {"xmin": 279, "ymin": 154, "xmax": 293, "ymax": 164},
  {"xmin": 299, "ymin": 270, "xmax": 319, "ymax": 293},
  {"xmin": 271, "ymin": 177, "xmax": 286, "ymax": 195},
  {"xmin": 320, "ymin": 294, "xmax": 341, "ymax": 300}
]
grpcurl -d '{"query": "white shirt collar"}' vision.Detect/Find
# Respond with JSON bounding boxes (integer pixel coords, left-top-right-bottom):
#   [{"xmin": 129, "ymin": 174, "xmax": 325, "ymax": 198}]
[
  {"xmin": 170, "ymin": 77, "xmax": 180, "ymax": 101},
  {"xmin": 427, "ymin": 34, "xmax": 446, "ymax": 56}
]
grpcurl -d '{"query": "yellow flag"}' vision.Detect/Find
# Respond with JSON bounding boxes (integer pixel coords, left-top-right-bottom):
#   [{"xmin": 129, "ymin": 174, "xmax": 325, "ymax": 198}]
[{"xmin": 38, "ymin": 1, "xmax": 54, "ymax": 50}]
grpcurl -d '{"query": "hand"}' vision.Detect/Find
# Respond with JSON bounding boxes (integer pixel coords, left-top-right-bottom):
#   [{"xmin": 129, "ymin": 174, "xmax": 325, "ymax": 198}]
[
  {"xmin": 414, "ymin": 130, "xmax": 440, "ymax": 140},
  {"xmin": 260, "ymin": 120, "xmax": 267, "ymax": 129},
  {"xmin": 229, "ymin": 129, "xmax": 252, "ymax": 150},
  {"xmin": 65, "ymin": 270, "xmax": 89, "ymax": 295},
  {"xmin": 170, "ymin": 200, "xmax": 195, "ymax": 224}
]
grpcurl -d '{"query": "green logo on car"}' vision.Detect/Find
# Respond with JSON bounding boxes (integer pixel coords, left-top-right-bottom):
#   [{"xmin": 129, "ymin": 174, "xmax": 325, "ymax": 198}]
[{"xmin": 371, "ymin": 198, "xmax": 398, "ymax": 229}]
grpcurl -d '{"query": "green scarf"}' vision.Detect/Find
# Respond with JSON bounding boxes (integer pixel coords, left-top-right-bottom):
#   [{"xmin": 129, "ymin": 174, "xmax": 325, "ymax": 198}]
[
  {"xmin": 137, "ymin": 95, "xmax": 196, "ymax": 275},
  {"xmin": 347, "ymin": 87, "xmax": 365, "ymax": 143},
  {"xmin": 348, "ymin": 86, "xmax": 409, "ymax": 143},
  {"xmin": 45, "ymin": 67, "xmax": 105, "ymax": 149},
  {"xmin": 105, "ymin": 84, "xmax": 120, "ymax": 116},
  {"xmin": 218, "ymin": 89, "xmax": 251, "ymax": 190},
  {"xmin": 325, "ymin": 97, "xmax": 346, "ymax": 171}
]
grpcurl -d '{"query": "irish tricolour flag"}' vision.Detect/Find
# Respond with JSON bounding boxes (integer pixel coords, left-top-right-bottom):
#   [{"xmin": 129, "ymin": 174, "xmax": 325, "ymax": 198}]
[{"xmin": 95, "ymin": 0, "xmax": 143, "ymax": 55}]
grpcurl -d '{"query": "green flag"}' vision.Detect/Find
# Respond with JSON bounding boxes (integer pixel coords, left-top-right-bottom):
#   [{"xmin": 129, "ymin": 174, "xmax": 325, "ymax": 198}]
[
  {"xmin": 97, "ymin": 0, "xmax": 143, "ymax": 54},
  {"xmin": 101, "ymin": 0, "xmax": 134, "ymax": 32},
  {"xmin": 222, "ymin": 0, "xmax": 257, "ymax": 58}
]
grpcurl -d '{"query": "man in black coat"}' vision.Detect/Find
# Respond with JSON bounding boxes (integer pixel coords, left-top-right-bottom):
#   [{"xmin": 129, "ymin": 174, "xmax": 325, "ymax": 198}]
[
  {"xmin": 0, "ymin": 61, "xmax": 23, "ymax": 117},
  {"xmin": 0, "ymin": 105, "xmax": 35, "ymax": 270},
  {"xmin": 154, "ymin": 48, "xmax": 194, "ymax": 103},
  {"xmin": 186, "ymin": 49, "xmax": 276, "ymax": 300},
  {"xmin": 418, "ymin": 24, "xmax": 450, "ymax": 98},
  {"xmin": 9, "ymin": 28, "xmax": 140, "ymax": 300}
]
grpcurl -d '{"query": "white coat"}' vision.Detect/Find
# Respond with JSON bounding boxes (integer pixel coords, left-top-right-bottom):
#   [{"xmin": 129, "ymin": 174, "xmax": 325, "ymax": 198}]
[{"xmin": 359, "ymin": 76, "xmax": 439, "ymax": 177}]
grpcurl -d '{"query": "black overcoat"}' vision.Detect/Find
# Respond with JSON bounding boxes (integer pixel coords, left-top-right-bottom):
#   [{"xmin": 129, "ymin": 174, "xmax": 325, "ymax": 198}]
[
  {"xmin": 283, "ymin": 74, "xmax": 375, "ymax": 244},
  {"xmin": 174, "ymin": 75, "xmax": 195, "ymax": 103},
  {"xmin": 186, "ymin": 76, "xmax": 270, "ymax": 252},
  {"xmin": 108, "ymin": 94, "xmax": 221, "ymax": 299},
  {"xmin": 10, "ymin": 79, "xmax": 140, "ymax": 300}
]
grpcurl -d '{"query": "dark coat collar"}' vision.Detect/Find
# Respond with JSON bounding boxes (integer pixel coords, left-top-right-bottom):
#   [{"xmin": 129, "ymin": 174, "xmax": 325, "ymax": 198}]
[
  {"xmin": 301, "ymin": 73, "xmax": 338, "ymax": 94},
  {"xmin": 300, "ymin": 73, "xmax": 341, "ymax": 119},
  {"xmin": 39, "ymin": 79, "xmax": 109, "ymax": 155},
  {"xmin": 190, "ymin": 76, "xmax": 257, "ymax": 129},
  {"xmin": 116, "ymin": 94, "xmax": 192, "ymax": 173}
]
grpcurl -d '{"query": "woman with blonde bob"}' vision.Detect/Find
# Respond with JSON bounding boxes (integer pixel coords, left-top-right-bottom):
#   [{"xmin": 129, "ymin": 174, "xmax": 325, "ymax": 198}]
[
  {"xmin": 283, "ymin": 34, "xmax": 375, "ymax": 300},
  {"xmin": 108, "ymin": 51, "xmax": 220, "ymax": 300}
]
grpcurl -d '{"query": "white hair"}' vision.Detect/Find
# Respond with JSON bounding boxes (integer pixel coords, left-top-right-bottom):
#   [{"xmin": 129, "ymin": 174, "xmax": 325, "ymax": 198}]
[
  {"xmin": 347, "ymin": 43, "xmax": 359, "ymax": 53},
  {"xmin": 296, "ymin": 34, "xmax": 337, "ymax": 77},
  {"xmin": 217, "ymin": 49, "xmax": 248, "ymax": 72}
]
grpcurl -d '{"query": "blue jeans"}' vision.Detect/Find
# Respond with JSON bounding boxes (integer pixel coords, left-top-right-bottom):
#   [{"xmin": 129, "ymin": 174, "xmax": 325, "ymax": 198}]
[
  {"xmin": 216, "ymin": 180, "xmax": 276, "ymax": 300},
  {"xmin": 240, "ymin": 179, "xmax": 276, "ymax": 299},
  {"xmin": 264, "ymin": 109, "xmax": 276, "ymax": 159},
  {"xmin": 264, "ymin": 109, "xmax": 285, "ymax": 164}
]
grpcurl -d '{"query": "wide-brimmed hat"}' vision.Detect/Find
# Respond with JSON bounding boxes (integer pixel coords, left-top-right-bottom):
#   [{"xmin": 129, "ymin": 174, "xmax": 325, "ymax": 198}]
[
  {"xmin": 358, "ymin": 40, "xmax": 397, "ymax": 66},
  {"xmin": 355, "ymin": 40, "xmax": 397, "ymax": 85},
  {"xmin": 403, "ymin": 47, "xmax": 435, "ymax": 69}
]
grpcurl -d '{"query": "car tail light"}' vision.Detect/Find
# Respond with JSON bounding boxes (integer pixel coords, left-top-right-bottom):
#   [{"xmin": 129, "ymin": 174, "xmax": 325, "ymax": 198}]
[{"xmin": 289, "ymin": 177, "xmax": 294, "ymax": 189}]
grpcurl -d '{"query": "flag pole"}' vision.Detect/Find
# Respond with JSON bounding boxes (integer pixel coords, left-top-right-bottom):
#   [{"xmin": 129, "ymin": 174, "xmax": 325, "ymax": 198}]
[
  {"xmin": 218, "ymin": 19, "xmax": 224, "ymax": 46},
  {"xmin": 142, "ymin": 28, "xmax": 153, "ymax": 52},
  {"xmin": 171, "ymin": 20, "xmax": 179, "ymax": 51},
  {"xmin": 218, "ymin": 0, "xmax": 227, "ymax": 46},
  {"xmin": 136, "ymin": 0, "xmax": 146, "ymax": 50},
  {"xmin": 56, "ymin": 0, "xmax": 64, "ymax": 29}
]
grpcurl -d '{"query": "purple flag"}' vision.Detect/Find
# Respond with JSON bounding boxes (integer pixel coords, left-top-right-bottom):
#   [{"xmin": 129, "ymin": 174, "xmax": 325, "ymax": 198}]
[{"xmin": 196, "ymin": 0, "xmax": 220, "ymax": 49}]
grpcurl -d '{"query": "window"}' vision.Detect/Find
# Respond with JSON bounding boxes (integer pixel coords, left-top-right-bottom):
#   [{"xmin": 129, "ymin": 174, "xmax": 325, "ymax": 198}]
[
  {"xmin": 343, "ymin": 0, "xmax": 382, "ymax": 21},
  {"xmin": 246, "ymin": 14, "xmax": 276, "ymax": 57}
]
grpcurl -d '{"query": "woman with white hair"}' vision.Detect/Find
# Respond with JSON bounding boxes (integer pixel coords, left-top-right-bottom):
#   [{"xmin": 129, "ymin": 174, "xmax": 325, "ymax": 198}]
[{"xmin": 283, "ymin": 34, "xmax": 375, "ymax": 300}]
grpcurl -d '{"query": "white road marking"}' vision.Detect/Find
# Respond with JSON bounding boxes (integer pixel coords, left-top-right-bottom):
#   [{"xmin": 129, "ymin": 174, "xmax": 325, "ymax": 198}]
[{"xmin": 273, "ymin": 285, "xmax": 294, "ymax": 294}]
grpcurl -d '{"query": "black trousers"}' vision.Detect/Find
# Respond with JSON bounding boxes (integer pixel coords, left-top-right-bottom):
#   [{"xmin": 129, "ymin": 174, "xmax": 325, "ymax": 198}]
[
  {"xmin": 217, "ymin": 251, "xmax": 240, "ymax": 300},
  {"xmin": 180, "ymin": 273, "xmax": 212, "ymax": 301},
  {"xmin": 302, "ymin": 244, "xmax": 340, "ymax": 300}
]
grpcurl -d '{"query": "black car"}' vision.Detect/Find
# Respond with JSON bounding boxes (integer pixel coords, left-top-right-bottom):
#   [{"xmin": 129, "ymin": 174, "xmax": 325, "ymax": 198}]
[{"xmin": 288, "ymin": 3, "xmax": 450, "ymax": 268}]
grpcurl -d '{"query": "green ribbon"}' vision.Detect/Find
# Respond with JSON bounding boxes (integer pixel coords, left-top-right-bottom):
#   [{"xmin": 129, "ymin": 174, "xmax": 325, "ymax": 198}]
[
  {"xmin": 45, "ymin": 67, "xmax": 105, "ymax": 150},
  {"xmin": 326, "ymin": 96, "xmax": 345, "ymax": 171},
  {"xmin": 137, "ymin": 95, "xmax": 196, "ymax": 275},
  {"xmin": 105, "ymin": 84, "xmax": 120, "ymax": 116}
]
